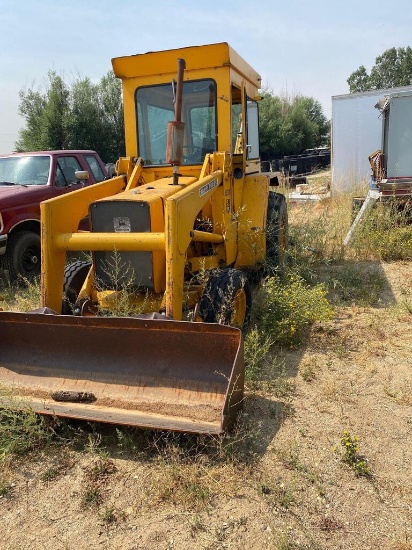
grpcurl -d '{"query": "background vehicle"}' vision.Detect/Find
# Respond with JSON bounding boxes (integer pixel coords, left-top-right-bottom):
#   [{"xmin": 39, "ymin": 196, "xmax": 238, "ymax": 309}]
[
  {"xmin": 0, "ymin": 43, "xmax": 287, "ymax": 434},
  {"xmin": 0, "ymin": 150, "xmax": 109, "ymax": 279}
]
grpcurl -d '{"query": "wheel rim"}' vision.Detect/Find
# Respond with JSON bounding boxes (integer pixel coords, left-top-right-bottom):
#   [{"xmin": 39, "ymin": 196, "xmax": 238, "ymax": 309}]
[
  {"xmin": 22, "ymin": 246, "xmax": 40, "ymax": 274},
  {"xmin": 231, "ymin": 288, "xmax": 247, "ymax": 328}
]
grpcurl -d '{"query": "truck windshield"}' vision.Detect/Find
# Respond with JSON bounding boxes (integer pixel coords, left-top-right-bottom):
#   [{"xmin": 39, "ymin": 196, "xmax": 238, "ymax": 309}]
[
  {"xmin": 136, "ymin": 79, "xmax": 217, "ymax": 166},
  {"xmin": 0, "ymin": 156, "xmax": 51, "ymax": 186}
]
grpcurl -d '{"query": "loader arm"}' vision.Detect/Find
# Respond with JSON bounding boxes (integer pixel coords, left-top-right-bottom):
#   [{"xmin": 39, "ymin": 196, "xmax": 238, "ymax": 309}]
[
  {"xmin": 164, "ymin": 171, "xmax": 223, "ymax": 319},
  {"xmin": 41, "ymin": 162, "xmax": 225, "ymax": 319}
]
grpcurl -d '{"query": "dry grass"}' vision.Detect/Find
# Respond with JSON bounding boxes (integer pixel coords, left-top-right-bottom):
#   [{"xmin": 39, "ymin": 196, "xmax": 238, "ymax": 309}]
[{"xmin": 1, "ymin": 176, "xmax": 412, "ymax": 548}]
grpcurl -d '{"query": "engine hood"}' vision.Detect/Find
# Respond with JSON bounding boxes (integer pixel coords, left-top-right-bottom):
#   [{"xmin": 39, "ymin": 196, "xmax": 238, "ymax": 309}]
[{"xmin": 0, "ymin": 184, "xmax": 47, "ymax": 209}]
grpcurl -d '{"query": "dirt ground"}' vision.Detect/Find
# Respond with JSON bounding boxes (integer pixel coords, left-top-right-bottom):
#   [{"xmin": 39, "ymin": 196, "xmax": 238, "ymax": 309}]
[{"xmin": 1, "ymin": 260, "xmax": 412, "ymax": 550}]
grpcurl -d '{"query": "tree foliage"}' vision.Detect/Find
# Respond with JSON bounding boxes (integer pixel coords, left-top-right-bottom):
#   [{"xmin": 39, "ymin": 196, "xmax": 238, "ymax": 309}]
[
  {"xmin": 347, "ymin": 47, "xmax": 412, "ymax": 93},
  {"xmin": 17, "ymin": 70, "xmax": 329, "ymax": 161},
  {"xmin": 259, "ymin": 90, "xmax": 330, "ymax": 156},
  {"xmin": 16, "ymin": 71, "xmax": 125, "ymax": 162}
]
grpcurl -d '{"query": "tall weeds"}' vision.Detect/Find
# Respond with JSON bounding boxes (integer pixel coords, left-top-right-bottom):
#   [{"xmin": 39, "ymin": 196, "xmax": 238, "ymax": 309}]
[
  {"xmin": 0, "ymin": 391, "xmax": 53, "ymax": 460},
  {"xmin": 0, "ymin": 276, "xmax": 41, "ymax": 312},
  {"xmin": 245, "ymin": 178, "xmax": 412, "ymax": 380},
  {"xmin": 351, "ymin": 199, "xmax": 412, "ymax": 261}
]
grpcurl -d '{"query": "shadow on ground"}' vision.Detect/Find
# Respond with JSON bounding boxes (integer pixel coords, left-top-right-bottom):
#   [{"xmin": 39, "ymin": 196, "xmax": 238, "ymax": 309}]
[
  {"xmin": 0, "ymin": 259, "xmax": 401, "ymax": 466},
  {"xmin": 234, "ymin": 258, "xmax": 400, "ymax": 459}
]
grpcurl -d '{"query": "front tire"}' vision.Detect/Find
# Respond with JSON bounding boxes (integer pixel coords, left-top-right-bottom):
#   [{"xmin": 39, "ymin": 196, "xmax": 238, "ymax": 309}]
[
  {"xmin": 3, "ymin": 231, "xmax": 41, "ymax": 280},
  {"xmin": 62, "ymin": 260, "xmax": 92, "ymax": 314},
  {"xmin": 199, "ymin": 268, "xmax": 251, "ymax": 328}
]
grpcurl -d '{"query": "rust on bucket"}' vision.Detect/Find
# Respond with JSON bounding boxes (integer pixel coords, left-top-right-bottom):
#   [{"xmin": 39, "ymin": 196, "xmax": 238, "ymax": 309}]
[{"xmin": 0, "ymin": 311, "xmax": 244, "ymax": 434}]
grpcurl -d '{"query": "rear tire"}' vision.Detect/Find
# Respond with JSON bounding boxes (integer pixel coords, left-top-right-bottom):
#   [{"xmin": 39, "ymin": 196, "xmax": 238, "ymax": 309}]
[
  {"xmin": 3, "ymin": 231, "xmax": 41, "ymax": 281},
  {"xmin": 199, "ymin": 268, "xmax": 251, "ymax": 328},
  {"xmin": 266, "ymin": 191, "xmax": 288, "ymax": 270},
  {"xmin": 62, "ymin": 260, "xmax": 91, "ymax": 315}
]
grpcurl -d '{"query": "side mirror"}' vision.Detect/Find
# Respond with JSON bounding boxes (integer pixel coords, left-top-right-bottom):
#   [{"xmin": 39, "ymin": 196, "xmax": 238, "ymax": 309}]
[{"xmin": 75, "ymin": 170, "xmax": 89, "ymax": 181}]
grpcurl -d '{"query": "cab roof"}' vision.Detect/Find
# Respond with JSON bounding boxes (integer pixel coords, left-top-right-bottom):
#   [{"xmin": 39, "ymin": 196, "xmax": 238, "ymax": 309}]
[{"xmin": 111, "ymin": 42, "xmax": 261, "ymax": 88}]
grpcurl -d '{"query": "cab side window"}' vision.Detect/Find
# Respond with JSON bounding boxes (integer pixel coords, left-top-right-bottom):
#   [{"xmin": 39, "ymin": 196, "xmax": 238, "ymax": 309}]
[
  {"xmin": 231, "ymin": 85, "xmax": 243, "ymax": 154},
  {"xmin": 246, "ymin": 99, "xmax": 259, "ymax": 160},
  {"xmin": 55, "ymin": 156, "xmax": 82, "ymax": 187},
  {"xmin": 85, "ymin": 155, "xmax": 105, "ymax": 183}
]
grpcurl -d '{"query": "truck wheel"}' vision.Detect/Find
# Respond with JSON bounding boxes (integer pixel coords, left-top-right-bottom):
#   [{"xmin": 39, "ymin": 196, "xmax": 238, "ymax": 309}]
[
  {"xmin": 266, "ymin": 191, "xmax": 288, "ymax": 269},
  {"xmin": 62, "ymin": 260, "xmax": 91, "ymax": 315},
  {"xmin": 199, "ymin": 268, "xmax": 251, "ymax": 328},
  {"xmin": 3, "ymin": 231, "xmax": 41, "ymax": 280}
]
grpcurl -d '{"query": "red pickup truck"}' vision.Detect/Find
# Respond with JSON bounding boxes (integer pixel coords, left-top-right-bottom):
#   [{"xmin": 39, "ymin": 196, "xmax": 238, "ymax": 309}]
[{"xmin": 0, "ymin": 150, "xmax": 110, "ymax": 280}]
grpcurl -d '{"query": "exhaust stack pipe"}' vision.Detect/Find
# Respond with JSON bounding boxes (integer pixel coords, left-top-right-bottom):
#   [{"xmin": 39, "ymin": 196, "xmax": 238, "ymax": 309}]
[{"xmin": 166, "ymin": 58, "xmax": 186, "ymax": 185}]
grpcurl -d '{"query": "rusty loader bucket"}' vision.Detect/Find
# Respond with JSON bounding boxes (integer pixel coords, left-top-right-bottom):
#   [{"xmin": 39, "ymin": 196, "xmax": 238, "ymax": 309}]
[{"xmin": 0, "ymin": 312, "xmax": 244, "ymax": 434}]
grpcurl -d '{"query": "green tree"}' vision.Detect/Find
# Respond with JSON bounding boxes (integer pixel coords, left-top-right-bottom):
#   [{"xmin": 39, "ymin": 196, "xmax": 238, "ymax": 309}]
[
  {"xmin": 259, "ymin": 90, "xmax": 329, "ymax": 156},
  {"xmin": 348, "ymin": 47, "xmax": 412, "ymax": 92},
  {"xmin": 67, "ymin": 77, "xmax": 102, "ymax": 151},
  {"xmin": 258, "ymin": 92, "xmax": 282, "ymax": 154},
  {"xmin": 42, "ymin": 72, "xmax": 70, "ymax": 149},
  {"xmin": 16, "ymin": 71, "xmax": 69, "ymax": 151},
  {"xmin": 16, "ymin": 88, "xmax": 46, "ymax": 151},
  {"xmin": 347, "ymin": 66, "xmax": 370, "ymax": 93},
  {"xmin": 97, "ymin": 71, "xmax": 125, "ymax": 161},
  {"xmin": 16, "ymin": 71, "xmax": 125, "ymax": 162}
]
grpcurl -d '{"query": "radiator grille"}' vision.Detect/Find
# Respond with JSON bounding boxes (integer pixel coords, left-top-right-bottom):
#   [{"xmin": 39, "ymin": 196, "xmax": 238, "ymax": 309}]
[{"xmin": 90, "ymin": 201, "xmax": 154, "ymax": 290}]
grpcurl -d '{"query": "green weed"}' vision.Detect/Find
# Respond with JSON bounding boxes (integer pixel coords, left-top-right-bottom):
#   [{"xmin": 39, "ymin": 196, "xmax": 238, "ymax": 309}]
[
  {"xmin": 244, "ymin": 327, "xmax": 273, "ymax": 385},
  {"xmin": 0, "ymin": 277, "xmax": 41, "ymax": 312},
  {"xmin": 153, "ymin": 464, "xmax": 212, "ymax": 510},
  {"xmin": 0, "ymin": 394, "xmax": 53, "ymax": 460},
  {"xmin": 270, "ymin": 372, "xmax": 296, "ymax": 399},
  {"xmin": 351, "ymin": 200, "xmax": 412, "ymax": 261},
  {"xmin": 287, "ymin": 189, "xmax": 412, "ymax": 268},
  {"xmin": 40, "ymin": 467, "xmax": 60, "ymax": 482},
  {"xmin": 253, "ymin": 273, "xmax": 334, "ymax": 348},
  {"xmin": 115, "ymin": 427, "xmax": 144, "ymax": 455},
  {"xmin": 94, "ymin": 250, "xmax": 152, "ymax": 317},
  {"xmin": 85, "ymin": 457, "xmax": 117, "ymax": 483},
  {"xmin": 100, "ymin": 505, "xmax": 126, "ymax": 524},
  {"xmin": 340, "ymin": 430, "xmax": 370, "ymax": 477},
  {"xmin": 287, "ymin": 193, "xmax": 352, "ymax": 270},
  {"xmin": 0, "ymin": 477, "xmax": 12, "ymax": 497},
  {"xmin": 81, "ymin": 486, "xmax": 103, "ymax": 509},
  {"xmin": 301, "ymin": 363, "xmax": 317, "ymax": 382},
  {"xmin": 259, "ymin": 480, "xmax": 296, "ymax": 509}
]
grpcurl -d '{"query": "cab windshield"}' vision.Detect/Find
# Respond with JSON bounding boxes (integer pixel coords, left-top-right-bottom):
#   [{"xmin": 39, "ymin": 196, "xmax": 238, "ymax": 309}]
[
  {"xmin": 136, "ymin": 79, "xmax": 217, "ymax": 166},
  {"xmin": 0, "ymin": 155, "xmax": 51, "ymax": 186}
]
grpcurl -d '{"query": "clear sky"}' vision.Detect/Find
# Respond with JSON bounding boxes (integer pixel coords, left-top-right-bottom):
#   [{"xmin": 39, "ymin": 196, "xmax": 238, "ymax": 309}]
[{"xmin": 1, "ymin": 0, "xmax": 411, "ymax": 153}]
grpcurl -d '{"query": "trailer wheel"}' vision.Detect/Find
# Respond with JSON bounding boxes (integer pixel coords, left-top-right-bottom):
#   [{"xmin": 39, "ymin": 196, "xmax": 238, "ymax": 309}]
[
  {"xmin": 199, "ymin": 268, "xmax": 251, "ymax": 328},
  {"xmin": 3, "ymin": 231, "xmax": 41, "ymax": 281},
  {"xmin": 62, "ymin": 260, "xmax": 92, "ymax": 315},
  {"xmin": 266, "ymin": 191, "xmax": 288, "ymax": 269}
]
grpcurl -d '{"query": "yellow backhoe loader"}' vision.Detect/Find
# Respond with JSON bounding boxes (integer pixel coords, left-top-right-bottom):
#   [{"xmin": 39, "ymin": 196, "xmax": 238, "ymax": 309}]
[{"xmin": 0, "ymin": 43, "xmax": 287, "ymax": 434}]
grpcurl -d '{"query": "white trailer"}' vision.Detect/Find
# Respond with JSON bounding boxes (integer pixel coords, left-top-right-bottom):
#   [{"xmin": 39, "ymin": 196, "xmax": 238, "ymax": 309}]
[
  {"xmin": 343, "ymin": 90, "xmax": 412, "ymax": 246},
  {"xmin": 331, "ymin": 85, "xmax": 412, "ymax": 193}
]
